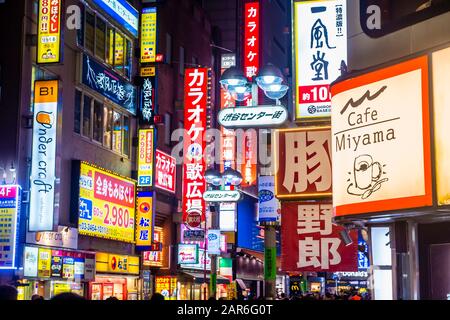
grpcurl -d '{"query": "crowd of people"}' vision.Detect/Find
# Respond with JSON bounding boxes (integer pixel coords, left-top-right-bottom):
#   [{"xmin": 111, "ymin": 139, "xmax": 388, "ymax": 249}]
[{"xmin": 277, "ymin": 290, "xmax": 370, "ymax": 300}]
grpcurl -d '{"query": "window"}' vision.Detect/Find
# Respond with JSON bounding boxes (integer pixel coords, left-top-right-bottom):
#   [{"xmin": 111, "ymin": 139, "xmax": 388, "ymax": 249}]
[
  {"xmin": 82, "ymin": 95, "xmax": 92, "ymax": 137},
  {"xmin": 93, "ymin": 100, "xmax": 103, "ymax": 143},
  {"xmin": 103, "ymin": 105, "xmax": 112, "ymax": 149},
  {"xmin": 95, "ymin": 17, "xmax": 106, "ymax": 60},
  {"xmin": 74, "ymin": 90, "xmax": 82, "ymax": 134},
  {"xmin": 123, "ymin": 116, "xmax": 130, "ymax": 157},
  {"xmin": 179, "ymin": 46, "xmax": 185, "ymax": 75},
  {"xmin": 85, "ymin": 9, "xmax": 95, "ymax": 53},
  {"xmin": 125, "ymin": 38, "xmax": 132, "ymax": 79},
  {"xmin": 166, "ymin": 33, "xmax": 172, "ymax": 64},
  {"xmin": 112, "ymin": 111, "xmax": 122, "ymax": 153},
  {"xmin": 106, "ymin": 28, "xmax": 115, "ymax": 65},
  {"xmin": 114, "ymin": 32, "xmax": 125, "ymax": 74}
]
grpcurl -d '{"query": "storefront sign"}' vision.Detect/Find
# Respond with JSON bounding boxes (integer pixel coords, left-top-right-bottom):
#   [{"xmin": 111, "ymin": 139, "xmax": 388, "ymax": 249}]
[
  {"xmin": 155, "ymin": 149, "xmax": 176, "ymax": 193},
  {"xmin": 0, "ymin": 185, "xmax": 21, "ymax": 269},
  {"xmin": 143, "ymin": 226, "xmax": 164, "ymax": 267},
  {"xmin": 37, "ymin": 0, "xmax": 62, "ymax": 64},
  {"xmin": 331, "ymin": 56, "xmax": 432, "ymax": 216},
  {"xmin": 221, "ymin": 54, "xmax": 236, "ymax": 69},
  {"xmin": 258, "ymin": 176, "xmax": 279, "ymax": 222},
  {"xmin": 38, "ymin": 248, "xmax": 52, "ymax": 278},
  {"xmin": 218, "ymin": 105, "xmax": 288, "ymax": 128},
  {"xmin": 281, "ymin": 202, "xmax": 358, "ymax": 272},
  {"xmin": 275, "ymin": 127, "xmax": 332, "ymax": 199},
  {"xmin": 203, "ymin": 190, "xmax": 241, "ymax": 202},
  {"xmin": 140, "ymin": 76, "xmax": 156, "ymax": 125},
  {"xmin": 244, "ymin": 1, "xmax": 260, "ymax": 81},
  {"xmin": 182, "ymin": 68, "xmax": 208, "ymax": 228},
  {"xmin": 138, "ymin": 129, "xmax": 154, "ymax": 186},
  {"xmin": 219, "ymin": 203, "xmax": 236, "ymax": 232},
  {"xmin": 207, "ymin": 230, "xmax": 221, "ymax": 255},
  {"xmin": 82, "ymin": 54, "xmax": 137, "ymax": 114},
  {"xmin": 78, "ymin": 162, "xmax": 136, "ymax": 243},
  {"xmin": 294, "ymin": 0, "xmax": 347, "ymax": 120},
  {"xmin": 30, "ymin": 80, "xmax": 58, "ymax": 231},
  {"xmin": 24, "ymin": 246, "xmax": 39, "ymax": 277},
  {"xmin": 92, "ymin": 0, "xmax": 139, "ymax": 38},
  {"xmin": 183, "ymin": 229, "xmax": 205, "ymax": 242},
  {"xmin": 178, "ymin": 244, "xmax": 199, "ymax": 264},
  {"xmin": 358, "ymin": 232, "xmax": 370, "ymax": 270},
  {"xmin": 140, "ymin": 66, "xmax": 156, "ymax": 77},
  {"xmin": 95, "ymin": 252, "xmax": 139, "ymax": 275},
  {"xmin": 136, "ymin": 191, "xmax": 153, "ymax": 249},
  {"xmin": 155, "ymin": 276, "xmax": 177, "ymax": 300},
  {"xmin": 240, "ymin": 130, "xmax": 257, "ymax": 187},
  {"xmin": 141, "ymin": 7, "xmax": 157, "ymax": 63},
  {"xmin": 26, "ymin": 226, "xmax": 78, "ymax": 250},
  {"xmin": 181, "ymin": 249, "xmax": 211, "ymax": 271}
]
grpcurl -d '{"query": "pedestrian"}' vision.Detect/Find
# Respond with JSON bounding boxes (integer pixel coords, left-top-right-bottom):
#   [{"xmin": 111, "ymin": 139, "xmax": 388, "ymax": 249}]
[
  {"xmin": 0, "ymin": 285, "xmax": 18, "ymax": 300},
  {"xmin": 150, "ymin": 292, "xmax": 165, "ymax": 301},
  {"xmin": 105, "ymin": 296, "xmax": 119, "ymax": 301},
  {"xmin": 31, "ymin": 294, "xmax": 44, "ymax": 301},
  {"xmin": 51, "ymin": 292, "xmax": 85, "ymax": 300}
]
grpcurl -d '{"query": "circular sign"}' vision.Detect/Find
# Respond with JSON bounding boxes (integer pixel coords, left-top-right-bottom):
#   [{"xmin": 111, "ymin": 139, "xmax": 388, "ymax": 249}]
[
  {"xmin": 186, "ymin": 209, "xmax": 202, "ymax": 228},
  {"xmin": 111, "ymin": 256, "xmax": 117, "ymax": 271},
  {"xmin": 139, "ymin": 202, "xmax": 151, "ymax": 213}
]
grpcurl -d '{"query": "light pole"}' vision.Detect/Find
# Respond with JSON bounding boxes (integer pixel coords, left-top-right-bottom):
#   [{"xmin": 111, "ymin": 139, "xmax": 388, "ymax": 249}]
[
  {"xmin": 204, "ymin": 168, "xmax": 242, "ymax": 299},
  {"xmin": 219, "ymin": 63, "xmax": 288, "ymax": 300}
]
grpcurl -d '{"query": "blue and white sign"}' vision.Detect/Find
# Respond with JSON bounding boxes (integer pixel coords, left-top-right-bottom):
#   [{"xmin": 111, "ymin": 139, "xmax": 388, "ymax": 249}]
[
  {"xmin": 207, "ymin": 230, "xmax": 221, "ymax": 255},
  {"xmin": 92, "ymin": 0, "xmax": 139, "ymax": 38},
  {"xmin": 258, "ymin": 176, "xmax": 279, "ymax": 222},
  {"xmin": 82, "ymin": 54, "xmax": 137, "ymax": 114},
  {"xmin": 358, "ymin": 232, "xmax": 370, "ymax": 270}
]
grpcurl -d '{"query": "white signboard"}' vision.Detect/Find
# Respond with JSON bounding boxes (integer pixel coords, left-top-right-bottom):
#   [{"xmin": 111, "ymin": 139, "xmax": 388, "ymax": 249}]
[
  {"xmin": 331, "ymin": 56, "xmax": 432, "ymax": 217},
  {"xmin": 178, "ymin": 244, "xmax": 199, "ymax": 264},
  {"xmin": 24, "ymin": 246, "xmax": 39, "ymax": 277},
  {"xmin": 207, "ymin": 230, "xmax": 221, "ymax": 255},
  {"xmin": 218, "ymin": 105, "xmax": 288, "ymax": 128},
  {"xmin": 26, "ymin": 226, "xmax": 78, "ymax": 250},
  {"xmin": 203, "ymin": 190, "xmax": 241, "ymax": 202},
  {"xmin": 29, "ymin": 80, "xmax": 58, "ymax": 231},
  {"xmin": 258, "ymin": 176, "xmax": 279, "ymax": 222},
  {"xmin": 219, "ymin": 203, "xmax": 236, "ymax": 232},
  {"xmin": 295, "ymin": 0, "xmax": 347, "ymax": 120},
  {"xmin": 181, "ymin": 249, "xmax": 212, "ymax": 271}
]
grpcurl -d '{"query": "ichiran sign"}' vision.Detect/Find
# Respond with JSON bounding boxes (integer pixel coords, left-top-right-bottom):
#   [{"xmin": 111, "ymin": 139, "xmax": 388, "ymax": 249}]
[
  {"xmin": 218, "ymin": 105, "xmax": 288, "ymax": 128},
  {"xmin": 331, "ymin": 56, "xmax": 432, "ymax": 217}
]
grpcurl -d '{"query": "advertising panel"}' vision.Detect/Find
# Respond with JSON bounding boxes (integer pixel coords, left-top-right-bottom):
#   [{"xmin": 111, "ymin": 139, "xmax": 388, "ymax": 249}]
[
  {"xmin": 258, "ymin": 176, "xmax": 279, "ymax": 222},
  {"xmin": 29, "ymin": 80, "xmax": 58, "ymax": 231},
  {"xmin": 140, "ymin": 76, "xmax": 156, "ymax": 126},
  {"xmin": 155, "ymin": 276, "xmax": 177, "ymax": 300},
  {"xmin": 95, "ymin": 252, "xmax": 139, "ymax": 274},
  {"xmin": 38, "ymin": 248, "xmax": 52, "ymax": 278},
  {"xmin": 37, "ymin": 0, "xmax": 62, "ymax": 64},
  {"xmin": 0, "ymin": 185, "xmax": 21, "ymax": 269},
  {"xmin": 181, "ymin": 249, "xmax": 212, "ymax": 271},
  {"xmin": 182, "ymin": 68, "xmax": 208, "ymax": 228},
  {"xmin": 294, "ymin": 0, "xmax": 347, "ymax": 120},
  {"xmin": 155, "ymin": 149, "xmax": 176, "ymax": 193},
  {"xmin": 207, "ymin": 230, "xmax": 221, "ymax": 255},
  {"xmin": 142, "ymin": 226, "xmax": 164, "ymax": 267},
  {"xmin": 331, "ymin": 56, "xmax": 432, "ymax": 216},
  {"xmin": 243, "ymin": 1, "xmax": 260, "ymax": 81},
  {"xmin": 141, "ymin": 7, "xmax": 157, "ymax": 63},
  {"xmin": 138, "ymin": 129, "xmax": 154, "ymax": 186},
  {"xmin": 24, "ymin": 246, "xmax": 39, "ymax": 277},
  {"xmin": 78, "ymin": 162, "xmax": 136, "ymax": 243},
  {"xmin": 218, "ymin": 106, "xmax": 288, "ymax": 128},
  {"xmin": 281, "ymin": 202, "xmax": 358, "ymax": 272},
  {"xmin": 26, "ymin": 226, "xmax": 78, "ymax": 250},
  {"xmin": 92, "ymin": 0, "xmax": 139, "ymax": 38},
  {"xmin": 240, "ymin": 130, "xmax": 257, "ymax": 187},
  {"xmin": 135, "ymin": 191, "xmax": 153, "ymax": 248},
  {"xmin": 275, "ymin": 127, "xmax": 332, "ymax": 199},
  {"xmin": 178, "ymin": 244, "xmax": 199, "ymax": 264}
]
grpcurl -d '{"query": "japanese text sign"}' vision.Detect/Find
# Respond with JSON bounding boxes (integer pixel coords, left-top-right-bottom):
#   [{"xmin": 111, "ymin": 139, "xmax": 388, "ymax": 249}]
[
  {"xmin": 138, "ymin": 129, "xmax": 154, "ymax": 186},
  {"xmin": 182, "ymin": 68, "xmax": 208, "ymax": 228},
  {"xmin": 281, "ymin": 202, "xmax": 357, "ymax": 272},
  {"xmin": 135, "ymin": 191, "xmax": 153, "ymax": 248},
  {"xmin": 275, "ymin": 127, "xmax": 332, "ymax": 199},
  {"xmin": 0, "ymin": 186, "xmax": 21, "ymax": 269},
  {"xmin": 258, "ymin": 176, "xmax": 279, "ymax": 222},
  {"xmin": 140, "ymin": 76, "xmax": 156, "ymax": 125},
  {"xmin": 155, "ymin": 149, "xmax": 176, "ymax": 193},
  {"xmin": 30, "ymin": 80, "xmax": 58, "ymax": 231},
  {"xmin": 244, "ymin": 1, "xmax": 260, "ymax": 80},
  {"xmin": 240, "ymin": 129, "xmax": 257, "ymax": 187},
  {"xmin": 207, "ymin": 230, "xmax": 221, "ymax": 255},
  {"xmin": 294, "ymin": 0, "xmax": 347, "ymax": 120},
  {"xmin": 178, "ymin": 244, "xmax": 199, "ymax": 264},
  {"xmin": 181, "ymin": 249, "xmax": 212, "ymax": 271},
  {"xmin": 331, "ymin": 56, "xmax": 432, "ymax": 216},
  {"xmin": 37, "ymin": 0, "xmax": 62, "ymax": 64},
  {"xmin": 78, "ymin": 162, "xmax": 136, "ymax": 243},
  {"xmin": 218, "ymin": 105, "xmax": 288, "ymax": 128},
  {"xmin": 143, "ymin": 226, "xmax": 164, "ymax": 267},
  {"xmin": 141, "ymin": 7, "xmax": 157, "ymax": 63},
  {"xmin": 96, "ymin": 252, "xmax": 139, "ymax": 274}
]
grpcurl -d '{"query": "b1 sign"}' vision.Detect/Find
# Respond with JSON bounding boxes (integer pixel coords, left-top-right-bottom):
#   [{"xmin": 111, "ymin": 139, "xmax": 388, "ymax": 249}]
[
  {"xmin": 294, "ymin": 0, "xmax": 347, "ymax": 120},
  {"xmin": 218, "ymin": 105, "xmax": 288, "ymax": 128}
]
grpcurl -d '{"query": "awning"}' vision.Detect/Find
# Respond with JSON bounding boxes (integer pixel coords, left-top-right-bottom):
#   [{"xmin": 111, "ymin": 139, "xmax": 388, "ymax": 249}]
[{"xmin": 179, "ymin": 271, "xmax": 230, "ymax": 285}]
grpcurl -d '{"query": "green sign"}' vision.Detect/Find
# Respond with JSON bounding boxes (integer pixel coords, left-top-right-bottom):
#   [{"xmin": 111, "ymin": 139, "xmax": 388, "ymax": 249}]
[
  {"xmin": 264, "ymin": 247, "xmax": 277, "ymax": 280},
  {"xmin": 210, "ymin": 272, "xmax": 217, "ymax": 297}
]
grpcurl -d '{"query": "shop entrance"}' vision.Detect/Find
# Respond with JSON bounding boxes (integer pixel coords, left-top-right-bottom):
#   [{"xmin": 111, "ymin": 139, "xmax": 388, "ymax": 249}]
[{"xmin": 90, "ymin": 280, "xmax": 127, "ymax": 300}]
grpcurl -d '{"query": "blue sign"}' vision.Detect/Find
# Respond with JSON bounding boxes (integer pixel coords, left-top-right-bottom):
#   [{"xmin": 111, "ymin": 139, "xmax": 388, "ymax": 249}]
[
  {"xmin": 258, "ymin": 176, "xmax": 279, "ymax": 222},
  {"xmin": 82, "ymin": 54, "xmax": 137, "ymax": 114},
  {"xmin": 358, "ymin": 231, "xmax": 370, "ymax": 270},
  {"xmin": 79, "ymin": 198, "xmax": 93, "ymax": 221},
  {"xmin": 92, "ymin": 0, "xmax": 139, "ymax": 38}
]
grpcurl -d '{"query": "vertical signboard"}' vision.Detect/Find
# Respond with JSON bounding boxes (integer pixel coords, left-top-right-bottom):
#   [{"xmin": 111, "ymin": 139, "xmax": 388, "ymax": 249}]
[
  {"xmin": 155, "ymin": 149, "xmax": 177, "ymax": 193},
  {"xmin": 182, "ymin": 68, "xmax": 208, "ymax": 228},
  {"xmin": 207, "ymin": 230, "xmax": 221, "ymax": 255},
  {"xmin": 140, "ymin": 74, "xmax": 156, "ymax": 126},
  {"xmin": 0, "ymin": 186, "xmax": 21, "ymax": 269},
  {"xmin": 274, "ymin": 127, "xmax": 332, "ymax": 199},
  {"xmin": 244, "ymin": 1, "xmax": 260, "ymax": 82},
  {"xmin": 30, "ymin": 80, "xmax": 58, "ymax": 231},
  {"xmin": 136, "ymin": 191, "xmax": 153, "ymax": 249},
  {"xmin": 141, "ymin": 7, "xmax": 157, "ymax": 63},
  {"xmin": 143, "ymin": 226, "xmax": 164, "ymax": 267},
  {"xmin": 258, "ymin": 176, "xmax": 279, "ymax": 222},
  {"xmin": 281, "ymin": 202, "xmax": 358, "ymax": 272},
  {"xmin": 331, "ymin": 56, "xmax": 432, "ymax": 216},
  {"xmin": 37, "ymin": 0, "xmax": 62, "ymax": 64},
  {"xmin": 294, "ymin": 0, "xmax": 347, "ymax": 120},
  {"xmin": 240, "ymin": 130, "xmax": 257, "ymax": 187},
  {"xmin": 138, "ymin": 129, "xmax": 154, "ymax": 187}
]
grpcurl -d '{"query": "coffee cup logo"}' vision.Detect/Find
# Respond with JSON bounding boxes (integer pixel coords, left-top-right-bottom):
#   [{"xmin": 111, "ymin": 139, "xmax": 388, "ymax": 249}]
[
  {"xmin": 36, "ymin": 111, "xmax": 53, "ymax": 127},
  {"xmin": 347, "ymin": 154, "xmax": 388, "ymax": 200}
]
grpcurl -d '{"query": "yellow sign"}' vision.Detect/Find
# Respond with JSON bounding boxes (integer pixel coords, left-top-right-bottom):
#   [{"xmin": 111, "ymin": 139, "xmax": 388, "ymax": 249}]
[
  {"xmin": 140, "ymin": 66, "xmax": 156, "ymax": 77},
  {"xmin": 138, "ymin": 129, "xmax": 154, "ymax": 186},
  {"xmin": 37, "ymin": 248, "xmax": 52, "ymax": 278},
  {"xmin": 141, "ymin": 7, "xmax": 157, "ymax": 63},
  {"xmin": 155, "ymin": 276, "xmax": 177, "ymax": 300},
  {"xmin": 53, "ymin": 283, "xmax": 71, "ymax": 296},
  {"xmin": 78, "ymin": 162, "xmax": 136, "ymax": 243},
  {"xmin": 37, "ymin": 0, "xmax": 62, "ymax": 64},
  {"xmin": 136, "ymin": 191, "xmax": 153, "ymax": 247},
  {"xmin": 96, "ymin": 252, "xmax": 139, "ymax": 275}
]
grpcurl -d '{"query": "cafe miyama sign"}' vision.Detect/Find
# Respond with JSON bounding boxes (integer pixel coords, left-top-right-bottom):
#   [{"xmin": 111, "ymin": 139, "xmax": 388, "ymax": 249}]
[{"xmin": 331, "ymin": 56, "xmax": 432, "ymax": 217}]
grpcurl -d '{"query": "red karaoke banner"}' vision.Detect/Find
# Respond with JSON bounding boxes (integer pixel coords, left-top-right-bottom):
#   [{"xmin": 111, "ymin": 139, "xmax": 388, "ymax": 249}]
[
  {"xmin": 281, "ymin": 201, "xmax": 358, "ymax": 272},
  {"xmin": 155, "ymin": 149, "xmax": 176, "ymax": 194},
  {"xmin": 182, "ymin": 68, "xmax": 208, "ymax": 228},
  {"xmin": 244, "ymin": 1, "xmax": 260, "ymax": 81}
]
